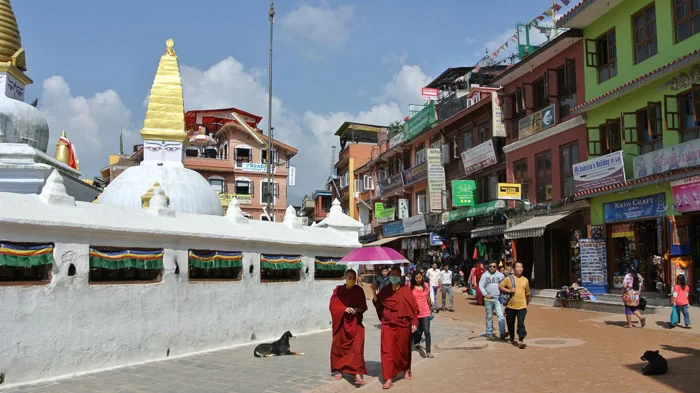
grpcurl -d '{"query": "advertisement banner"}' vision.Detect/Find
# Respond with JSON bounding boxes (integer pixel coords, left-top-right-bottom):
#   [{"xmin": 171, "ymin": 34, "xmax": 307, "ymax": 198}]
[
  {"xmin": 376, "ymin": 208, "xmax": 396, "ymax": 224},
  {"xmin": 603, "ymin": 193, "xmax": 667, "ymax": 223},
  {"xmin": 398, "ymin": 199, "xmax": 409, "ymax": 219},
  {"xmin": 382, "ymin": 220, "xmax": 404, "ymax": 237},
  {"xmin": 671, "ymin": 175, "xmax": 700, "ymax": 213},
  {"xmin": 374, "ymin": 203, "xmax": 384, "ymax": 218},
  {"xmin": 403, "ymin": 214, "xmax": 427, "ymax": 234},
  {"xmin": 497, "ymin": 183, "xmax": 521, "ymax": 200},
  {"xmin": 430, "ymin": 233, "xmax": 446, "ymax": 246},
  {"xmin": 633, "ymin": 138, "xmax": 700, "ymax": 178},
  {"xmin": 452, "ymin": 180, "xmax": 476, "ymax": 207},
  {"xmin": 427, "ymin": 148, "xmax": 445, "ymax": 212},
  {"xmin": 403, "ymin": 162, "xmax": 427, "ymax": 186},
  {"xmin": 491, "ymin": 91, "xmax": 507, "ymax": 138},
  {"xmin": 241, "ymin": 162, "xmax": 267, "ymax": 172},
  {"xmin": 389, "ymin": 131, "xmax": 404, "ymax": 149},
  {"xmin": 447, "ymin": 200, "xmax": 505, "ymax": 222},
  {"xmin": 573, "ymin": 151, "xmax": 626, "ymax": 194},
  {"xmin": 518, "ymin": 104, "xmax": 556, "ymax": 139},
  {"xmin": 405, "ymin": 101, "xmax": 437, "ymax": 142},
  {"xmin": 421, "ymin": 87, "xmax": 438, "ymax": 99},
  {"xmin": 461, "ymin": 139, "xmax": 498, "ymax": 175},
  {"xmin": 579, "ymin": 238, "xmax": 608, "ymax": 294},
  {"xmin": 379, "ymin": 173, "xmax": 404, "ymax": 195}
]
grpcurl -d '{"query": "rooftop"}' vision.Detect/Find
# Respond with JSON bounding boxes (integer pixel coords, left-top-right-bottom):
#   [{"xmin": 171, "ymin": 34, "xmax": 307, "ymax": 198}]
[
  {"xmin": 557, "ymin": 0, "xmax": 625, "ymax": 29},
  {"xmin": 334, "ymin": 122, "xmax": 384, "ymax": 143}
]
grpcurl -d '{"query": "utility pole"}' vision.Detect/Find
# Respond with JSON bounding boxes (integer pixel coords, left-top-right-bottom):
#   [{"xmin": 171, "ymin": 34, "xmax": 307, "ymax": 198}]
[{"xmin": 265, "ymin": 2, "xmax": 275, "ymax": 221}]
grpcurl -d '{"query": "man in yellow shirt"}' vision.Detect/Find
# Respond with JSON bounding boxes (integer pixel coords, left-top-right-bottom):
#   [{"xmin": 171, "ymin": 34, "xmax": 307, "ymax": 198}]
[{"xmin": 499, "ymin": 261, "xmax": 530, "ymax": 349}]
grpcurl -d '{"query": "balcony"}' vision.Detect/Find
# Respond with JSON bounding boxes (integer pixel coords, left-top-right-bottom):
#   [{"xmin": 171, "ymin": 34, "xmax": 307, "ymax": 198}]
[
  {"xmin": 379, "ymin": 173, "xmax": 404, "ymax": 196},
  {"xmin": 403, "ymin": 162, "xmax": 427, "ymax": 187}
]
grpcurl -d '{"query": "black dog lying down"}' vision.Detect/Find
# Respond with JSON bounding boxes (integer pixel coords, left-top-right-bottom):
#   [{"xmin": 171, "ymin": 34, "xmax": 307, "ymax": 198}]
[
  {"xmin": 254, "ymin": 331, "xmax": 305, "ymax": 358},
  {"xmin": 641, "ymin": 350, "xmax": 668, "ymax": 376}
]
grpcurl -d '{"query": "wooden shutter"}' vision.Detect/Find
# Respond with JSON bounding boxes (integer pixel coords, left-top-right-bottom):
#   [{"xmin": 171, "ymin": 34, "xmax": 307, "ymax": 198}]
[
  {"xmin": 648, "ymin": 102, "xmax": 662, "ymax": 138},
  {"xmin": 620, "ymin": 112, "xmax": 639, "ymax": 145},
  {"xmin": 547, "ymin": 68, "xmax": 559, "ymax": 98},
  {"xmin": 515, "ymin": 87, "xmax": 524, "ymax": 114},
  {"xmin": 692, "ymin": 84, "xmax": 700, "ymax": 123},
  {"xmin": 585, "ymin": 39, "xmax": 598, "ymax": 68},
  {"xmin": 233, "ymin": 148, "xmax": 238, "ymax": 161},
  {"xmin": 249, "ymin": 181, "xmax": 255, "ymax": 195},
  {"xmin": 664, "ymin": 94, "xmax": 679, "ymax": 131},
  {"xmin": 503, "ymin": 94, "xmax": 514, "ymax": 120},
  {"xmin": 587, "ymin": 126, "xmax": 602, "ymax": 157},
  {"xmin": 564, "ymin": 58, "xmax": 576, "ymax": 94},
  {"xmin": 522, "ymin": 82, "xmax": 534, "ymax": 111},
  {"xmin": 606, "ymin": 119, "xmax": 622, "ymax": 152}
]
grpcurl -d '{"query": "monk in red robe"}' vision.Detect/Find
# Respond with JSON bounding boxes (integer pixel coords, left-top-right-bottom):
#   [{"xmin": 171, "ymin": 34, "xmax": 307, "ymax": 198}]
[
  {"xmin": 329, "ymin": 269, "xmax": 368, "ymax": 386},
  {"xmin": 373, "ymin": 265, "xmax": 418, "ymax": 390},
  {"xmin": 474, "ymin": 262, "xmax": 486, "ymax": 305}
]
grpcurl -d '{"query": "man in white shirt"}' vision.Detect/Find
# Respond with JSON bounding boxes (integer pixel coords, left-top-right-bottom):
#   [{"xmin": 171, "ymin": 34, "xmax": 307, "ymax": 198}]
[
  {"xmin": 439, "ymin": 264, "xmax": 454, "ymax": 312},
  {"xmin": 425, "ymin": 262, "xmax": 440, "ymax": 313}
]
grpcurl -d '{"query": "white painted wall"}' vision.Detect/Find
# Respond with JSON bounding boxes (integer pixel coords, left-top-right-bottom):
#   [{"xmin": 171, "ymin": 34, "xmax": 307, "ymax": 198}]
[{"xmin": 0, "ymin": 174, "xmax": 361, "ymax": 386}]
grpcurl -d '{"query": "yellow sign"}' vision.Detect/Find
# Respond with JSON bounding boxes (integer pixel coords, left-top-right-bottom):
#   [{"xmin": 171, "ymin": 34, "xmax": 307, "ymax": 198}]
[{"xmin": 497, "ymin": 183, "xmax": 521, "ymax": 200}]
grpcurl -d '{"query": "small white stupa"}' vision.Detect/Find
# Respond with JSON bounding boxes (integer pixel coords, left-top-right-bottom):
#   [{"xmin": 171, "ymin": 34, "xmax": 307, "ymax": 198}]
[{"xmin": 97, "ymin": 39, "xmax": 224, "ymax": 215}]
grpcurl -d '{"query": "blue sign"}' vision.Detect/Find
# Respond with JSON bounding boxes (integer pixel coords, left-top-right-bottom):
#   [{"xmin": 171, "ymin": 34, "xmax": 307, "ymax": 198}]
[
  {"xmin": 382, "ymin": 221, "xmax": 405, "ymax": 237},
  {"xmin": 430, "ymin": 233, "xmax": 446, "ymax": 246},
  {"xmin": 603, "ymin": 193, "xmax": 667, "ymax": 223}
]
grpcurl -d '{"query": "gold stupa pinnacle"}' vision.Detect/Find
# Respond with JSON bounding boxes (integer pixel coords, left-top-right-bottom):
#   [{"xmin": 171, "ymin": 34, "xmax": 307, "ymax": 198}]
[
  {"xmin": 140, "ymin": 39, "xmax": 186, "ymax": 143},
  {"xmin": 0, "ymin": 0, "xmax": 31, "ymax": 85}
]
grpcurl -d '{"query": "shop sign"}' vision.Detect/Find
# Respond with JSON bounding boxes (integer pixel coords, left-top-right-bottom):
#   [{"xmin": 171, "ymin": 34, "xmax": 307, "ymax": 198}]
[
  {"xmin": 389, "ymin": 131, "xmax": 404, "ymax": 149},
  {"xmin": 497, "ymin": 183, "xmax": 521, "ymax": 200},
  {"xmin": 670, "ymin": 175, "xmax": 700, "ymax": 213},
  {"xmin": 220, "ymin": 193, "xmax": 252, "ymax": 204},
  {"xmin": 379, "ymin": 173, "xmax": 404, "ymax": 195},
  {"xmin": 452, "ymin": 180, "xmax": 476, "ymax": 207},
  {"xmin": 403, "ymin": 162, "xmax": 427, "ymax": 186},
  {"xmin": 421, "ymin": 87, "xmax": 438, "ymax": 99},
  {"xmin": 382, "ymin": 220, "xmax": 405, "ymax": 237},
  {"xmin": 579, "ymin": 238, "xmax": 608, "ymax": 294},
  {"xmin": 426, "ymin": 148, "xmax": 446, "ymax": 212},
  {"xmin": 376, "ymin": 208, "xmax": 396, "ymax": 224},
  {"xmin": 447, "ymin": 200, "xmax": 505, "ymax": 222},
  {"xmin": 241, "ymin": 162, "xmax": 267, "ymax": 172},
  {"xmin": 603, "ymin": 193, "xmax": 667, "ymax": 223},
  {"xmin": 633, "ymin": 138, "xmax": 700, "ymax": 178},
  {"xmin": 518, "ymin": 104, "xmax": 556, "ymax": 139},
  {"xmin": 375, "ymin": 202, "xmax": 384, "ymax": 218},
  {"xmin": 430, "ymin": 233, "xmax": 446, "ymax": 246},
  {"xmin": 573, "ymin": 151, "xmax": 626, "ymax": 194},
  {"xmin": 405, "ymin": 101, "xmax": 437, "ymax": 142},
  {"xmin": 397, "ymin": 199, "xmax": 409, "ymax": 219},
  {"xmin": 491, "ymin": 91, "xmax": 507, "ymax": 138},
  {"xmin": 461, "ymin": 139, "xmax": 498, "ymax": 175},
  {"xmin": 403, "ymin": 214, "xmax": 427, "ymax": 234}
]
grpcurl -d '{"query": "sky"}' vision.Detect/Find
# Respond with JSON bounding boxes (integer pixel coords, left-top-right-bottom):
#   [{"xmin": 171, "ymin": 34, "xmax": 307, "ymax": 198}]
[{"xmin": 15, "ymin": 0, "xmax": 573, "ymax": 204}]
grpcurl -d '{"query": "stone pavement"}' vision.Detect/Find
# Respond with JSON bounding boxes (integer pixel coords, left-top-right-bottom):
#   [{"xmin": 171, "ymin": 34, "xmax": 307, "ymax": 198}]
[{"xmin": 0, "ymin": 292, "xmax": 465, "ymax": 393}]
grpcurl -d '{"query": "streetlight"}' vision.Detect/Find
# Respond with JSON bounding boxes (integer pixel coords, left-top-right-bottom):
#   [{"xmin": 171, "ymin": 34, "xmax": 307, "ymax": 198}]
[{"xmin": 265, "ymin": 2, "xmax": 275, "ymax": 221}]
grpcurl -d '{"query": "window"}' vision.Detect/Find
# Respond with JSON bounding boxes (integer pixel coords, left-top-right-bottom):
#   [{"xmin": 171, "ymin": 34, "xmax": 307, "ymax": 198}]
[
  {"xmin": 430, "ymin": 135, "xmax": 441, "ymax": 149},
  {"xmin": 679, "ymin": 88, "xmax": 700, "ymax": 141},
  {"xmin": 590, "ymin": 29, "xmax": 617, "ymax": 83},
  {"xmin": 89, "ymin": 247, "xmax": 163, "ymax": 283},
  {"xmin": 260, "ymin": 254, "xmax": 302, "ymax": 283},
  {"xmin": 261, "ymin": 149, "xmax": 279, "ymax": 165},
  {"xmin": 513, "ymin": 159, "xmax": 529, "ymax": 201},
  {"xmin": 463, "ymin": 131, "xmax": 473, "ymax": 151},
  {"xmin": 416, "ymin": 194, "xmax": 426, "ymax": 215},
  {"xmin": 235, "ymin": 179, "xmax": 252, "ymax": 195},
  {"xmin": 478, "ymin": 125, "xmax": 490, "ymax": 143},
  {"xmin": 673, "ymin": 0, "xmax": 700, "ymax": 43},
  {"xmin": 188, "ymin": 250, "xmax": 243, "ymax": 281},
  {"xmin": 363, "ymin": 175, "xmax": 375, "ymax": 191},
  {"xmin": 637, "ymin": 103, "xmax": 663, "ymax": 153},
  {"xmin": 415, "ymin": 143, "xmax": 426, "ymax": 165},
  {"xmin": 633, "ymin": 5, "xmax": 657, "ymax": 64},
  {"xmin": 561, "ymin": 143, "xmax": 579, "ymax": 198},
  {"xmin": 557, "ymin": 59, "xmax": 577, "ymax": 117},
  {"xmin": 321, "ymin": 196, "xmax": 332, "ymax": 212},
  {"xmin": 234, "ymin": 146, "xmax": 252, "ymax": 167},
  {"xmin": 219, "ymin": 143, "xmax": 229, "ymax": 160},
  {"xmin": 208, "ymin": 177, "xmax": 225, "ymax": 193},
  {"xmin": 536, "ymin": 150, "xmax": 552, "ymax": 202},
  {"xmin": 0, "ymin": 241, "xmax": 53, "ymax": 284},
  {"xmin": 403, "ymin": 152, "xmax": 411, "ymax": 171},
  {"xmin": 532, "ymin": 77, "xmax": 547, "ymax": 111},
  {"xmin": 354, "ymin": 178, "xmax": 361, "ymax": 192},
  {"xmin": 515, "ymin": 87, "xmax": 525, "ymax": 116},
  {"xmin": 594, "ymin": 119, "xmax": 622, "ymax": 155},
  {"xmin": 261, "ymin": 181, "xmax": 279, "ymax": 204}
]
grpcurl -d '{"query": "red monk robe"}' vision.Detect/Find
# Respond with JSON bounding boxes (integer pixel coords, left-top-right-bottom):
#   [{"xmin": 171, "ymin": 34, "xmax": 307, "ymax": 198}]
[
  {"xmin": 373, "ymin": 284, "xmax": 418, "ymax": 382},
  {"xmin": 329, "ymin": 284, "xmax": 368, "ymax": 376}
]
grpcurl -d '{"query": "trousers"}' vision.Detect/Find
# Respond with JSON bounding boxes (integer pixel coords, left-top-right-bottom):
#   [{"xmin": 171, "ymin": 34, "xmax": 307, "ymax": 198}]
[{"xmin": 505, "ymin": 307, "xmax": 527, "ymax": 341}]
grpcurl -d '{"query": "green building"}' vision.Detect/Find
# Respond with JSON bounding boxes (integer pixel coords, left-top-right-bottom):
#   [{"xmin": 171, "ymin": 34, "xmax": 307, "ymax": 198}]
[{"xmin": 559, "ymin": 0, "xmax": 700, "ymax": 293}]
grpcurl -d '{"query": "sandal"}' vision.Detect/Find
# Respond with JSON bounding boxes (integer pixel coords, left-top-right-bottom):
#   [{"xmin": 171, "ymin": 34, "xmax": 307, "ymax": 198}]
[
  {"xmin": 355, "ymin": 379, "xmax": 366, "ymax": 386},
  {"xmin": 334, "ymin": 373, "xmax": 342, "ymax": 381},
  {"xmin": 382, "ymin": 380, "xmax": 394, "ymax": 389},
  {"xmin": 641, "ymin": 317, "xmax": 646, "ymax": 328}
]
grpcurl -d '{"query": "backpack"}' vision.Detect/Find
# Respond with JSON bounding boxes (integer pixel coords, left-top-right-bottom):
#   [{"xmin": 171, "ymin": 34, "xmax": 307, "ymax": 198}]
[{"xmin": 499, "ymin": 275, "xmax": 516, "ymax": 306}]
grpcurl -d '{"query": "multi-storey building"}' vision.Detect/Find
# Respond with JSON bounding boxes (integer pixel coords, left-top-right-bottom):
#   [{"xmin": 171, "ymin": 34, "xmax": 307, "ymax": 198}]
[{"xmin": 560, "ymin": 0, "xmax": 700, "ymax": 293}]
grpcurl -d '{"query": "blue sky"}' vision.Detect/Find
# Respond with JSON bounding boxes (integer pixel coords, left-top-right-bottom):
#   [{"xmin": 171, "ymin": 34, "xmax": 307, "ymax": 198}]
[{"xmin": 15, "ymin": 0, "xmax": 571, "ymax": 203}]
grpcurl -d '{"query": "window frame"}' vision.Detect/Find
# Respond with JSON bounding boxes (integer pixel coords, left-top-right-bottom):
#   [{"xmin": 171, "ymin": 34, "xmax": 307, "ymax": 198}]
[
  {"xmin": 673, "ymin": 0, "xmax": 700, "ymax": 43},
  {"xmin": 234, "ymin": 178, "xmax": 253, "ymax": 196},
  {"xmin": 679, "ymin": 86, "xmax": 700, "ymax": 142},
  {"xmin": 601, "ymin": 118, "xmax": 622, "ymax": 155},
  {"xmin": 560, "ymin": 143, "xmax": 579, "ymax": 198},
  {"xmin": 234, "ymin": 145, "xmax": 253, "ymax": 167},
  {"xmin": 595, "ymin": 28, "xmax": 618, "ymax": 83},
  {"xmin": 260, "ymin": 180, "xmax": 279, "ymax": 205},
  {"xmin": 632, "ymin": 3, "xmax": 658, "ymax": 64},
  {"xmin": 208, "ymin": 176, "xmax": 226, "ymax": 194},
  {"xmin": 532, "ymin": 77, "xmax": 548, "ymax": 111},
  {"xmin": 535, "ymin": 150, "xmax": 553, "ymax": 203},
  {"xmin": 513, "ymin": 158, "xmax": 530, "ymax": 201}
]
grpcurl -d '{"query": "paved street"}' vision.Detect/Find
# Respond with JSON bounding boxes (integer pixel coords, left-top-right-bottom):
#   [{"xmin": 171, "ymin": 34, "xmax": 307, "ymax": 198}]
[{"xmin": 4, "ymin": 288, "xmax": 700, "ymax": 393}]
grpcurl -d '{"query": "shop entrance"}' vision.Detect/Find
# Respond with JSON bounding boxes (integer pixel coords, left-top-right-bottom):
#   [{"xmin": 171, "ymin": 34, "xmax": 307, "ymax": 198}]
[{"xmin": 610, "ymin": 219, "xmax": 662, "ymax": 291}]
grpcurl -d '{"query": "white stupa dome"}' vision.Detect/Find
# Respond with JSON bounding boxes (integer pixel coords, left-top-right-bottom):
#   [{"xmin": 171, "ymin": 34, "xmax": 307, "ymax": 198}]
[
  {"xmin": 97, "ymin": 165, "xmax": 224, "ymax": 216},
  {"xmin": 0, "ymin": 94, "xmax": 50, "ymax": 152}
]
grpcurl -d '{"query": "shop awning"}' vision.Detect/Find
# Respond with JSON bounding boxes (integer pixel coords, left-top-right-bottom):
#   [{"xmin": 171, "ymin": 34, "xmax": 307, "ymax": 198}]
[
  {"xmin": 504, "ymin": 213, "xmax": 573, "ymax": 239},
  {"xmin": 470, "ymin": 225, "xmax": 506, "ymax": 239},
  {"xmin": 363, "ymin": 235, "xmax": 407, "ymax": 247}
]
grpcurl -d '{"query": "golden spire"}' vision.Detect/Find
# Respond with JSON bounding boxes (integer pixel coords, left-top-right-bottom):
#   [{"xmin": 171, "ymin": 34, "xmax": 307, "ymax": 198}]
[
  {"xmin": 140, "ymin": 39, "xmax": 186, "ymax": 143},
  {"xmin": 54, "ymin": 131, "xmax": 70, "ymax": 164},
  {"xmin": 0, "ymin": 0, "xmax": 31, "ymax": 85}
]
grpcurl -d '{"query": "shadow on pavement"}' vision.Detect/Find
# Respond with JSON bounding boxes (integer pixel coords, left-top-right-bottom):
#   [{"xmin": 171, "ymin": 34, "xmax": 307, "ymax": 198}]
[
  {"xmin": 365, "ymin": 360, "xmax": 382, "ymax": 378},
  {"xmin": 625, "ymin": 353, "xmax": 700, "ymax": 392},
  {"xmin": 660, "ymin": 344, "xmax": 700, "ymax": 356},
  {"xmin": 603, "ymin": 320, "xmax": 638, "ymax": 328},
  {"xmin": 655, "ymin": 321, "xmax": 674, "ymax": 329}
]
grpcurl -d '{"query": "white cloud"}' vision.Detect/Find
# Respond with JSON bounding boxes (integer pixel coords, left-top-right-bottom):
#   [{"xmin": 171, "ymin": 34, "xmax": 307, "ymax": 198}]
[
  {"xmin": 381, "ymin": 51, "xmax": 408, "ymax": 66},
  {"xmin": 38, "ymin": 55, "xmax": 430, "ymax": 203},
  {"xmin": 39, "ymin": 76, "xmax": 135, "ymax": 177},
  {"xmin": 279, "ymin": 3, "xmax": 356, "ymax": 55}
]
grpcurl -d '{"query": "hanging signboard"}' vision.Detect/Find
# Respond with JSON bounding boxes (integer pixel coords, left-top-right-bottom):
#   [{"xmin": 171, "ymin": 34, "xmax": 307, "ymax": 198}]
[
  {"xmin": 633, "ymin": 138, "xmax": 700, "ymax": 179},
  {"xmin": 421, "ymin": 87, "xmax": 439, "ymax": 99},
  {"xmin": 491, "ymin": 91, "xmax": 507, "ymax": 138},
  {"xmin": 461, "ymin": 139, "xmax": 498, "ymax": 175},
  {"xmin": 382, "ymin": 220, "xmax": 404, "ymax": 237},
  {"xmin": 287, "ymin": 166, "xmax": 296, "ymax": 186},
  {"xmin": 671, "ymin": 175, "xmax": 700, "ymax": 213},
  {"xmin": 398, "ymin": 199, "xmax": 409, "ymax": 219},
  {"xmin": 405, "ymin": 101, "xmax": 437, "ymax": 142},
  {"xmin": 603, "ymin": 193, "xmax": 667, "ymax": 223},
  {"xmin": 403, "ymin": 162, "xmax": 427, "ymax": 186},
  {"xmin": 573, "ymin": 150, "xmax": 626, "ymax": 194},
  {"xmin": 579, "ymin": 238, "xmax": 608, "ymax": 294},
  {"xmin": 497, "ymin": 183, "xmax": 521, "ymax": 200},
  {"xmin": 389, "ymin": 131, "xmax": 404, "ymax": 149},
  {"xmin": 427, "ymin": 148, "xmax": 445, "ymax": 212},
  {"xmin": 452, "ymin": 180, "xmax": 476, "ymax": 207},
  {"xmin": 518, "ymin": 104, "xmax": 556, "ymax": 139}
]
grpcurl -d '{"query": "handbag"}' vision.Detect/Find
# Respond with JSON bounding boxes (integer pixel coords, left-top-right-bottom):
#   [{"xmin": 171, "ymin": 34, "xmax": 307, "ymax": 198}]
[
  {"xmin": 670, "ymin": 307, "xmax": 679, "ymax": 326},
  {"xmin": 499, "ymin": 275, "xmax": 516, "ymax": 306},
  {"xmin": 622, "ymin": 290, "xmax": 640, "ymax": 307},
  {"xmin": 638, "ymin": 296, "xmax": 647, "ymax": 311}
]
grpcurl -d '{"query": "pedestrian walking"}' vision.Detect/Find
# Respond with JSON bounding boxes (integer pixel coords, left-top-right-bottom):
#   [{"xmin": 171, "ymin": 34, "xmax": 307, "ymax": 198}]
[
  {"xmin": 373, "ymin": 265, "xmax": 419, "ymax": 390},
  {"xmin": 473, "ymin": 262, "xmax": 486, "ymax": 305},
  {"xmin": 329, "ymin": 269, "xmax": 368, "ymax": 386},
  {"xmin": 622, "ymin": 269, "xmax": 645, "ymax": 328},
  {"xmin": 499, "ymin": 261, "xmax": 530, "ymax": 349},
  {"xmin": 410, "ymin": 271, "xmax": 433, "ymax": 358},
  {"xmin": 425, "ymin": 262, "xmax": 440, "ymax": 313},
  {"xmin": 479, "ymin": 261, "xmax": 506, "ymax": 340},
  {"xmin": 439, "ymin": 264, "xmax": 454, "ymax": 311},
  {"xmin": 372, "ymin": 266, "xmax": 391, "ymax": 295},
  {"xmin": 672, "ymin": 274, "xmax": 691, "ymax": 329}
]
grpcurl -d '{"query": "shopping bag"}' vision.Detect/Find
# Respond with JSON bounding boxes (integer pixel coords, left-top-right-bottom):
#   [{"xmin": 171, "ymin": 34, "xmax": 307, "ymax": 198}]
[{"xmin": 670, "ymin": 307, "xmax": 679, "ymax": 326}]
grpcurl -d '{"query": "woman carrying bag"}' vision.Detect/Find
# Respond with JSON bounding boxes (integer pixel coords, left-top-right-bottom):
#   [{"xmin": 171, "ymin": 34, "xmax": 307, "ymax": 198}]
[
  {"xmin": 410, "ymin": 271, "xmax": 434, "ymax": 358},
  {"xmin": 622, "ymin": 270, "xmax": 645, "ymax": 328},
  {"xmin": 671, "ymin": 274, "xmax": 691, "ymax": 329}
]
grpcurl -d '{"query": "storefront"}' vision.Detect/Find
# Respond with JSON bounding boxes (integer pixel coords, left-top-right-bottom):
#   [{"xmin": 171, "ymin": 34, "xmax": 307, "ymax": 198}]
[
  {"xmin": 670, "ymin": 176, "xmax": 700, "ymax": 294},
  {"xmin": 442, "ymin": 200, "xmax": 506, "ymax": 269}
]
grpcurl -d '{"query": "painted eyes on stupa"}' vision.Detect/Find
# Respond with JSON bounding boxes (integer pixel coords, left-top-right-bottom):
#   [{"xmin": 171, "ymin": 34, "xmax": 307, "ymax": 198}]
[
  {"xmin": 163, "ymin": 146, "xmax": 180, "ymax": 152},
  {"xmin": 146, "ymin": 146, "xmax": 162, "ymax": 152}
]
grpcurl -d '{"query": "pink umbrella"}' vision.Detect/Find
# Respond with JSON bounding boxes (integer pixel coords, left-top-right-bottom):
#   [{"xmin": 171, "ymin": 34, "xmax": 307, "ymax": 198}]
[{"xmin": 339, "ymin": 246, "xmax": 408, "ymax": 265}]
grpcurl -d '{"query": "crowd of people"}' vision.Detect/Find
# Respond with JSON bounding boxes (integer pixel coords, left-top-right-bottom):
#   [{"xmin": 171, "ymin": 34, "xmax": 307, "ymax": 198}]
[{"xmin": 328, "ymin": 258, "xmax": 531, "ymax": 389}]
